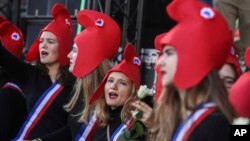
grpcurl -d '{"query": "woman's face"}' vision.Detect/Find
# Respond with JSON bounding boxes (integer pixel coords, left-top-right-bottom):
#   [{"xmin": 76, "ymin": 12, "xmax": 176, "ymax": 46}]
[
  {"xmin": 67, "ymin": 43, "xmax": 78, "ymax": 73},
  {"xmin": 39, "ymin": 31, "xmax": 59, "ymax": 65},
  {"xmin": 219, "ymin": 63, "xmax": 237, "ymax": 92},
  {"xmin": 104, "ymin": 72, "xmax": 133, "ymax": 110},
  {"xmin": 156, "ymin": 45, "xmax": 177, "ymax": 87}
]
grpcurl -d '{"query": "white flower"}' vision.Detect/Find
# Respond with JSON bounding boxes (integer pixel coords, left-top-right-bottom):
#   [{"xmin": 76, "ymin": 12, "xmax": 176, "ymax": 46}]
[
  {"xmin": 137, "ymin": 85, "xmax": 150, "ymax": 99},
  {"xmin": 132, "ymin": 109, "xmax": 140, "ymax": 117},
  {"xmin": 232, "ymin": 117, "xmax": 250, "ymax": 125}
]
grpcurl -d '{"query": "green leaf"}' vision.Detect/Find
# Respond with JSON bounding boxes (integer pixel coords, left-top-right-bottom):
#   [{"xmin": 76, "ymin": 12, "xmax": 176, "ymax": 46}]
[
  {"xmin": 118, "ymin": 122, "xmax": 144, "ymax": 141},
  {"xmin": 131, "ymin": 121, "xmax": 144, "ymax": 139},
  {"xmin": 118, "ymin": 128, "xmax": 131, "ymax": 141}
]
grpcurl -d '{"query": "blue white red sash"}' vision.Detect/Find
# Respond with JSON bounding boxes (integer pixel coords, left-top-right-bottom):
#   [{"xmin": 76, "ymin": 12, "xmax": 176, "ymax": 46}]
[
  {"xmin": 74, "ymin": 113, "xmax": 100, "ymax": 141},
  {"xmin": 13, "ymin": 82, "xmax": 64, "ymax": 140},
  {"xmin": 2, "ymin": 82, "xmax": 24, "ymax": 97},
  {"xmin": 110, "ymin": 119, "xmax": 134, "ymax": 141},
  {"xmin": 171, "ymin": 102, "xmax": 217, "ymax": 141}
]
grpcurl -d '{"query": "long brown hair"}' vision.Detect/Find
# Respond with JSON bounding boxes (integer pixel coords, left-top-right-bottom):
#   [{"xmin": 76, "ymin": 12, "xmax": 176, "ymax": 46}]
[
  {"xmin": 64, "ymin": 59, "xmax": 113, "ymax": 123},
  {"xmin": 95, "ymin": 84, "xmax": 136, "ymax": 126},
  {"xmin": 155, "ymin": 69, "xmax": 236, "ymax": 141},
  {"xmin": 36, "ymin": 61, "xmax": 75, "ymax": 86}
]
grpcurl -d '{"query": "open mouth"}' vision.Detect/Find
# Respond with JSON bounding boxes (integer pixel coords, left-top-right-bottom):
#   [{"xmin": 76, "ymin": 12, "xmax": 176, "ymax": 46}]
[
  {"xmin": 109, "ymin": 92, "xmax": 118, "ymax": 99},
  {"xmin": 41, "ymin": 51, "xmax": 49, "ymax": 57}
]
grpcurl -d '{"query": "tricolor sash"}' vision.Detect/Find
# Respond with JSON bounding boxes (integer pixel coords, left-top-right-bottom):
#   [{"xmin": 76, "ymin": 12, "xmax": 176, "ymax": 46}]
[
  {"xmin": 13, "ymin": 82, "xmax": 64, "ymax": 140},
  {"xmin": 74, "ymin": 113, "xmax": 100, "ymax": 141},
  {"xmin": 171, "ymin": 102, "xmax": 217, "ymax": 141},
  {"xmin": 110, "ymin": 119, "xmax": 134, "ymax": 141},
  {"xmin": 2, "ymin": 82, "xmax": 24, "ymax": 97}
]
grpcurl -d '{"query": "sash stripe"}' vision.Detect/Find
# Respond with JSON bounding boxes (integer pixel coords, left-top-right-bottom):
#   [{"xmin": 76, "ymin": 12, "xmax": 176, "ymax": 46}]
[
  {"xmin": 74, "ymin": 113, "xmax": 100, "ymax": 141},
  {"xmin": 111, "ymin": 119, "xmax": 134, "ymax": 141},
  {"xmin": 172, "ymin": 102, "xmax": 216, "ymax": 141},
  {"xmin": 13, "ymin": 83, "xmax": 64, "ymax": 140},
  {"xmin": 75, "ymin": 116, "xmax": 134, "ymax": 141},
  {"xmin": 183, "ymin": 108, "xmax": 216, "ymax": 140}
]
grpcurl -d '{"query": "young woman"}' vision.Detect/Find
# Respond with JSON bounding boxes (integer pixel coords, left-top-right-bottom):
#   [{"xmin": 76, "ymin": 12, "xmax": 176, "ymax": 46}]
[
  {"xmin": 87, "ymin": 43, "xmax": 154, "ymax": 141},
  {"xmin": 0, "ymin": 17, "xmax": 27, "ymax": 141},
  {"xmin": 153, "ymin": 0, "xmax": 236, "ymax": 140},
  {"xmin": 219, "ymin": 47, "xmax": 242, "ymax": 92},
  {"xmin": 65, "ymin": 9, "xmax": 121, "ymax": 140},
  {"xmin": 0, "ymin": 3, "xmax": 75, "ymax": 140}
]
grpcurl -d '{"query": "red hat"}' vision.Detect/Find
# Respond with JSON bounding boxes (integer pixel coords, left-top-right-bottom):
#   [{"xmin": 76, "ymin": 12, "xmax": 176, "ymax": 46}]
[
  {"xmin": 0, "ymin": 17, "xmax": 24, "ymax": 58},
  {"xmin": 159, "ymin": 0, "xmax": 233, "ymax": 89},
  {"xmin": 89, "ymin": 43, "xmax": 141, "ymax": 105},
  {"xmin": 25, "ymin": 38, "xmax": 40, "ymax": 62},
  {"xmin": 154, "ymin": 33, "xmax": 167, "ymax": 102},
  {"xmin": 226, "ymin": 47, "xmax": 242, "ymax": 77},
  {"xmin": 245, "ymin": 47, "xmax": 250, "ymax": 69},
  {"xmin": 26, "ymin": 3, "xmax": 74, "ymax": 66},
  {"xmin": 154, "ymin": 32, "xmax": 167, "ymax": 52},
  {"xmin": 154, "ymin": 57, "xmax": 163, "ymax": 103},
  {"xmin": 229, "ymin": 48, "xmax": 250, "ymax": 117},
  {"xmin": 72, "ymin": 10, "xmax": 121, "ymax": 77}
]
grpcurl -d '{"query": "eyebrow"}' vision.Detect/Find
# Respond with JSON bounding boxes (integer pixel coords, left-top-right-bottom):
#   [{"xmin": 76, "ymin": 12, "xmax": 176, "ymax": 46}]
[{"xmin": 108, "ymin": 77, "xmax": 130, "ymax": 83}]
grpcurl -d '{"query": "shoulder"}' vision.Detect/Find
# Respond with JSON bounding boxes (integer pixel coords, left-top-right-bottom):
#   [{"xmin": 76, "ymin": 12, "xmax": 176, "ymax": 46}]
[{"xmin": 189, "ymin": 110, "xmax": 230, "ymax": 141}]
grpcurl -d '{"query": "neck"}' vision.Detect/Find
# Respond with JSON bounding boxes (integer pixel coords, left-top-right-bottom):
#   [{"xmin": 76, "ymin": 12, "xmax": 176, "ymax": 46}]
[
  {"xmin": 177, "ymin": 89, "xmax": 206, "ymax": 121},
  {"xmin": 46, "ymin": 63, "xmax": 60, "ymax": 83}
]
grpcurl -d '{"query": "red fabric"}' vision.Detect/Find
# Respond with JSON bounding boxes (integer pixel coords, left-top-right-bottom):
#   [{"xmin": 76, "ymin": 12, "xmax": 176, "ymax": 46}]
[
  {"xmin": 154, "ymin": 63, "xmax": 163, "ymax": 103},
  {"xmin": 25, "ymin": 38, "xmax": 40, "ymax": 62},
  {"xmin": 72, "ymin": 10, "xmax": 121, "ymax": 77},
  {"xmin": 154, "ymin": 32, "xmax": 166, "ymax": 52},
  {"xmin": 0, "ymin": 17, "xmax": 24, "ymax": 58},
  {"xmin": 153, "ymin": 33, "xmax": 167, "ymax": 102},
  {"xmin": 159, "ymin": 0, "xmax": 232, "ymax": 89},
  {"xmin": 245, "ymin": 48, "xmax": 250, "ymax": 69},
  {"xmin": 229, "ymin": 72, "xmax": 250, "ymax": 117},
  {"xmin": 226, "ymin": 47, "xmax": 242, "ymax": 77},
  {"xmin": 26, "ymin": 3, "xmax": 74, "ymax": 66},
  {"xmin": 229, "ymin": 48, "xmax": 250, "ymax": 117},
  {"xmin": 89, "ymin": 43, "xmax": 141, "ymax": 105}
]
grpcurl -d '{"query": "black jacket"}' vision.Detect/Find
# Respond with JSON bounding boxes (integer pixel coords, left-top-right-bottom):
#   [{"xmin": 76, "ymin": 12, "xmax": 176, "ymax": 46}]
[
  {"xmin": 0, "ymin": 82, "xmax": 27, "ymax": 141},
  {"xmin": 0, "ymin": 45, "xmax": 73, "ymax": 140}
]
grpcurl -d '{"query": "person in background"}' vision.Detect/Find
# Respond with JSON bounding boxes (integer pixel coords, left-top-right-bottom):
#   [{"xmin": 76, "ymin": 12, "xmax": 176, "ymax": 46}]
[
  {"xmin": 153, "ymin": 0, "xmax": 236, "ymax": 140},
  {"xmin": 88, "ymin": 43, "xmax": 154, "ymax": 141},
  {"xmin": 219, "ymin": 47, "xmax": 242, "ymax": 92},
  {"xmin": 214, "ymin": 0, "xmax": 250, "ymax": 60},
  {"xmin": 201, "ymin": 0, "xmax": 213, "ymax": 6},
  {"xmin": 0, "ymin": 3, "xmax": 75, "ymax": 141},
  {"xmin": 0, "ymin": 17, "xmax": 27, "ymax": 141},
  {"xmin": 229, "ymin": 48, "xmax": 250, "ymax": 124},
  {"xmin": 65, "ymin": 10, "xmax": 121, "ymax": 140}
]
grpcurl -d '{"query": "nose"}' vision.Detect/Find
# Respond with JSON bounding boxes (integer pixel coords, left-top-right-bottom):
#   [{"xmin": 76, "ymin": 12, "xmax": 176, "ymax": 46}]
[
  {"xmin": 110, "ymin": 81, "xmax": 118, "ymax": 90},
  {"xmin": 156, "ymin": 55, "xmax": 165, "ymax": 68},
  {"xmin": 40, "ymin": 41, "xmax": 48, "ymax": 49},
  {"xmin": 67, "ymin": 51, "xmax": 72, "ymax": 59}
]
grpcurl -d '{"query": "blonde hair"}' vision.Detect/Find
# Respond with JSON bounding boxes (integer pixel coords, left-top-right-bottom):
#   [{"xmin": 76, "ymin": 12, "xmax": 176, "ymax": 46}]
[
  {"xmin": 95, "ymin": 84, "xmax": 136, "ymax": 126},
  {"xmin": 64, "ymin": 59, "xmax": 113, "ymax": 123},
  {"xmin": 155, "ymin": 69, "xmax": 236, "ymax": 141}
]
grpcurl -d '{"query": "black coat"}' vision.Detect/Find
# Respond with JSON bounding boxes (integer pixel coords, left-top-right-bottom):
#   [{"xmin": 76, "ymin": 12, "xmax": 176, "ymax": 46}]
[
  {"xmin": 0, "ymin": 83, "xmax": 27, "ymax": 141},
  {"xmin": 0, "ymin": 45, "xmax": 74, "ymax": 140}
]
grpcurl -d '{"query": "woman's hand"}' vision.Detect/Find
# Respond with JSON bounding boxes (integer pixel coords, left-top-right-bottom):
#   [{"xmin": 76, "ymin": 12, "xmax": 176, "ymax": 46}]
[{"xmin": 130, "ymin": 100, "xmax": 156, "ymax": 130}]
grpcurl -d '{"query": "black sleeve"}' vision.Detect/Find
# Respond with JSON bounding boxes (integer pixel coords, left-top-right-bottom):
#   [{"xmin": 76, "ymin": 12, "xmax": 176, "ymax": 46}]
[
  {"xmin": 0, "ymin": 44, "xmax": 34, "ymax": 87},
  {"xmin": 40, "ymin": 126, "xmax": 72, "ymax": 141}
]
